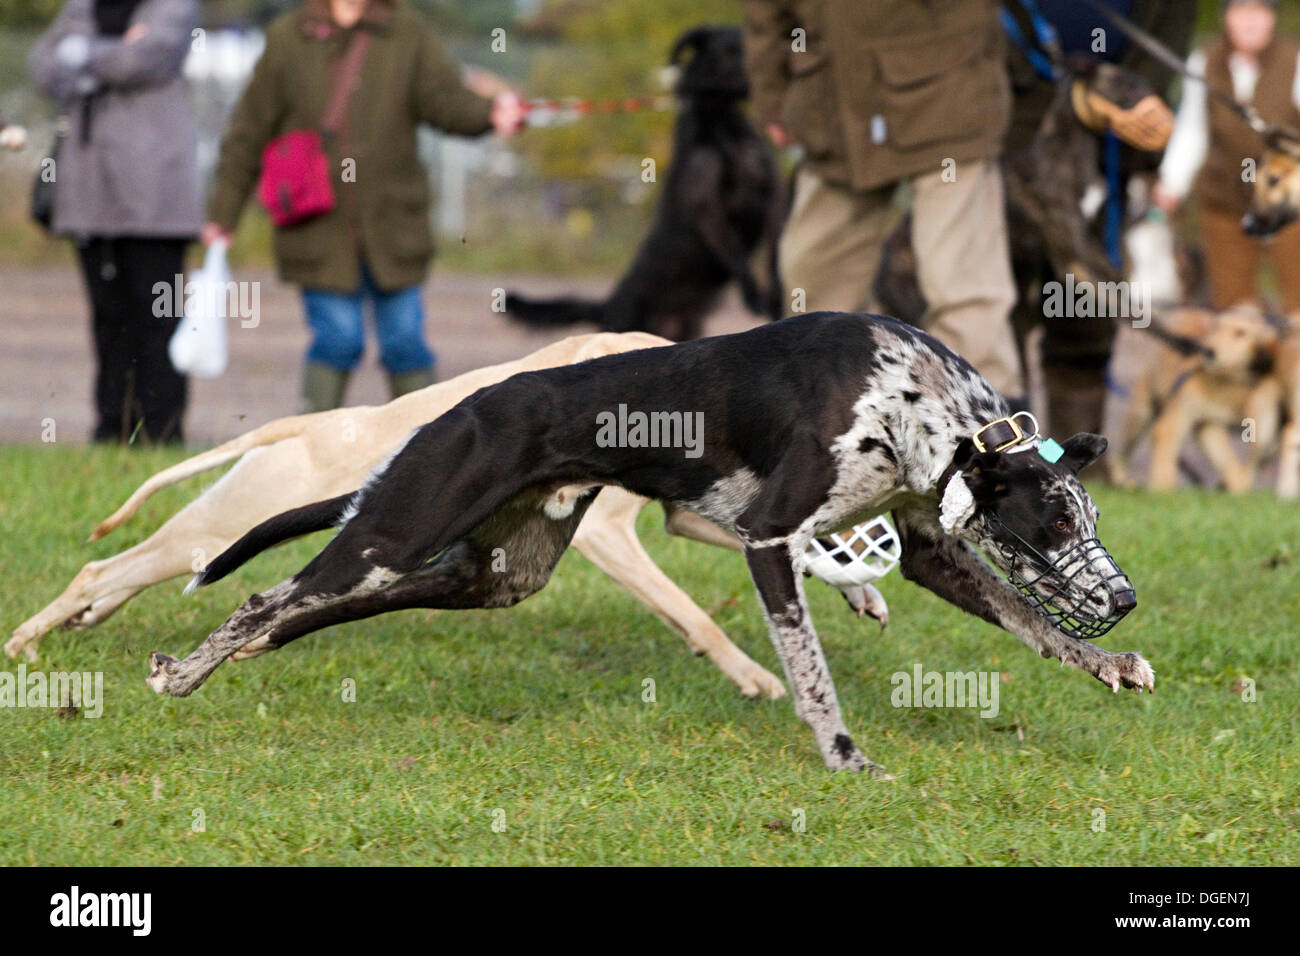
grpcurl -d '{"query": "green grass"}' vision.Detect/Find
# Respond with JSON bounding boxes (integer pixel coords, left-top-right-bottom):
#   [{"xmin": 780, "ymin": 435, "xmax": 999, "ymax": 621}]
[{"xmin": 0, "ymin": 444, "xmax": 1297, "ymax": 865}]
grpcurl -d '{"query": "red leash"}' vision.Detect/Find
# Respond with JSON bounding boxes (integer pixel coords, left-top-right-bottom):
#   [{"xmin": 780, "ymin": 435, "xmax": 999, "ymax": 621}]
[{"xmin": 522, "ymin": 95, "xmax": 676, "ymax": 127}]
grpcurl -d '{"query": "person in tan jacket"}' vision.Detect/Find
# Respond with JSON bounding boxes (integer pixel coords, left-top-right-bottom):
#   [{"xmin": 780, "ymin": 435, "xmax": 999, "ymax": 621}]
[
  {"xmin": 740, "ymin": 0, "xmax": 1024, "ymax": 401},
  {"xmin": 1154, "ymin": 0, "xmax": 1300, "ymax": 313}
]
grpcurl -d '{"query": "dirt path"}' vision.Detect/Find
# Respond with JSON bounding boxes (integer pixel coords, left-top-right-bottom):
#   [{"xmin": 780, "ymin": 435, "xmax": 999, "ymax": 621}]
[{"xmin": 0, "ymin": 268, "xmax": 766, "ymax": 446}]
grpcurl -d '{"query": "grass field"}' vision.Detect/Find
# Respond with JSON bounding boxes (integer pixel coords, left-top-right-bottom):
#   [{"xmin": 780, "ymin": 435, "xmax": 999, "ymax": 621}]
[{"xmin": 0, "ymin": 444, "xmax": 1297, "ymax": 865}]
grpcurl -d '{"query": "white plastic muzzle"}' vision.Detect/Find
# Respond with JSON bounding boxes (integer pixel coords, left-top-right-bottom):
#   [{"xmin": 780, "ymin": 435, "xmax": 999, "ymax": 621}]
[{"xmin": 803, "ymin": 516, "xmax": 902, "ymax": 588}]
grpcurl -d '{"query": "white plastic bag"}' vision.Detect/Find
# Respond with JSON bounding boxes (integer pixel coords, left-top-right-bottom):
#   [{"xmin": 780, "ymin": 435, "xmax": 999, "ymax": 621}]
[{"xmin": 168, "ymin": 238, "xmax": 230, "ymax": 378}]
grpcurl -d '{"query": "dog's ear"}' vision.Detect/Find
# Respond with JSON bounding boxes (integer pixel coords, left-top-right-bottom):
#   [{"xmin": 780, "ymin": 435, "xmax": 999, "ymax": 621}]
[
  {"xmin": 1059, "ymin": 433, "xmax": 1108, "ymax": 474},
  {"xmin": 670, "ymin": 27, "xmax": 711, "ymax": 64},
  {"xmin": 963, "ymin": 457, "xmax": 1011, "ymax": 504},
  {"xmin": 949, "ymin": 438, "xmax": 1010, "ymax": 504}
]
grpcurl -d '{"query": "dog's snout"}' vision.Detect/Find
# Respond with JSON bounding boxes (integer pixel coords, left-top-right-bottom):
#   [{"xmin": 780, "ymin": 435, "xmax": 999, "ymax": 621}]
[
  {"xmin": 1112, "ymin": 588, "xmax": 1137, "ymax": 614},
  {"xmin": 1250, "ymin": 349, "xmax": 1276, "ymax": 376}
]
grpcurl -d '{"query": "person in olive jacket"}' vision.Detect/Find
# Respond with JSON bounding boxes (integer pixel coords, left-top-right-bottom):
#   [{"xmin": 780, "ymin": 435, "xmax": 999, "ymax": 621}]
[
  {"xmin": 740, "ymin": 0, "xmax": 1024, "ymax": 403},
  {"xmin": 30, "ymin": 0, "xmax": 201, "ymax": 444},
  {"xmin": 204, "ymin": 0, "xmax": 524, "ymax": 412}
]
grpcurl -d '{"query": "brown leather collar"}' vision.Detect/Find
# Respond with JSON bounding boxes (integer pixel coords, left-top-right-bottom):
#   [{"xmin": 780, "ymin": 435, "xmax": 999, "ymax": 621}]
[{"xmin": 971, "ymin": 412, "xmax": 1040, "ymax": 454}]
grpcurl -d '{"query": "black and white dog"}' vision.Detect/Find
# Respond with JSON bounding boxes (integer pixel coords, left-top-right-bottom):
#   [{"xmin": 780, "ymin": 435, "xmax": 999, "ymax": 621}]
[
  {"xmin": 153, "ymin": 313, "xmax": 1150, "ymax": 773},
  {"xmin": 504, "ymin": 25, "xmax": 783, "ymax": 341}
]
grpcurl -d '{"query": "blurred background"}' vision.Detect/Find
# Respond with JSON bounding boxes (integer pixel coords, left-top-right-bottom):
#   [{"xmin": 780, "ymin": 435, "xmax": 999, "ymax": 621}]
[
  {"xmin": 0, "ymin": 0, "xmax": 746, "ymax": 276},
  {"xmin": 2, "ymin": 0, "xmax": 1299, "ymax": 447}
]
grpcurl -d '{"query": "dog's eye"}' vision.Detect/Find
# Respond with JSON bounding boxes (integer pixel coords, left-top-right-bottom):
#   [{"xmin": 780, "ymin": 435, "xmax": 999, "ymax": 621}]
[{"xmin": 1053, "ymin": 518, "xmax": 1071, "ymax": 532}]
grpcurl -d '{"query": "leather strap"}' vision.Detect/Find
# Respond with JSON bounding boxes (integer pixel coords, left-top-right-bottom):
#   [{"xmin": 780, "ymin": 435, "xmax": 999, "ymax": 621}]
[
  {"xmin": 973, "ymin": 420, "xmax": 1020, "ymax": 454},
  {"xmin": 321, "ymin": 28, "xmax": 372, "ymax": 136}
]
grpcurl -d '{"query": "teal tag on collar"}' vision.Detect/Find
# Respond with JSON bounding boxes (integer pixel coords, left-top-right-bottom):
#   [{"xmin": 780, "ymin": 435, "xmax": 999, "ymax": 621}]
[{"xmin": 1038, "ymin": 438, "xmax": 1065, "ymax": 464}]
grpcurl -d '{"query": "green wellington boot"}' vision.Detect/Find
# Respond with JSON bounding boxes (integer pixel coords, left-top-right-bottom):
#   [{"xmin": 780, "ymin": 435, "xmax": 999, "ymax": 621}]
[
  {"xmin": 386, "ymin": 367, "xmax": 437, "ymax": 399},
  {"xmin": 299, "ymin": 362, "xmax": 352, "ymax": 414}
]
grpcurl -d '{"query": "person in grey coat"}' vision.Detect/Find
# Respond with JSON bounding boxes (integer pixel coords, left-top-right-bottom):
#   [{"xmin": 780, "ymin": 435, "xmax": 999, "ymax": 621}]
[{"xmin": 30, "ymin": 0, "xmax": 201, "ymax": 444}]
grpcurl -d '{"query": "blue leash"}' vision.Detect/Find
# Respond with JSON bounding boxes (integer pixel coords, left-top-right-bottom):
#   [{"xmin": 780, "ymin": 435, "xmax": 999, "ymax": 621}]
[
  {"xmin": 1001, "ymin": 1, "xmax": 1126, "ymax": 267},
  {"xmin": 1103, "ymin": 130, "xmax": 1124, "ymax": 268},
  {"xmin": 999, "ymin": 0, "xmax": 1061, "ymax": 81}
]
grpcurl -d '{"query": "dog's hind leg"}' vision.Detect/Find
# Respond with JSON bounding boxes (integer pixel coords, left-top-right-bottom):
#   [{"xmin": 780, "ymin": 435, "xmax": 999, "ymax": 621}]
[
  {"xmin": 662, "ymin": 502, "xmax": 744, "ymax": 552},
  {"xmin": 571, "ymin": 490, "xmax": 785, "ymax": 699},
  {"xmin": 893, "ymin": 508, "xmax": 1154, "ymax": 693},
  {"xmin": 1279, "ymin": 420, "xmax": 1300, "ymax": 500},
  {"xmin": 148, "ymin": 489, "xmax": 596, "ymax": 695}
]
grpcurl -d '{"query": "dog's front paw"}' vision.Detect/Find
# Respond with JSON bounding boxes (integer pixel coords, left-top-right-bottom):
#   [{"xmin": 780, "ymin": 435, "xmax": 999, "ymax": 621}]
[
  {"xmin": 1095, "ymin": 651, "xmax": 1155, "ymax": 694},
  {"xmin": 145, "ymin": 652, "xmax": 192, "ymax": 696},
  {"xmin": 4, "ymin": 630, "xmax": 36, "ymax": 661},
  {"xmin": 821, "ymin": 733, "xmax": 894, "ymax": 777},
  {"xmin": 838, "ymin": 583, "xmax": 889, "ymax": 629}
]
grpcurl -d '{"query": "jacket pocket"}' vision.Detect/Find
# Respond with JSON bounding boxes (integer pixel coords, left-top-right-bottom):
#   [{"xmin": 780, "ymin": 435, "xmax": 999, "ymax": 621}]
[
  {"xmin": 873, "ymin": 32, "xmax": 1000, "ymax": 151},
  {"xmin": 780, "ymin": 48, "xmax": 841, "ymax": 160},
  {"xmin": 373, "ymin": 181, "xmax": 434, "ymax": 263}
]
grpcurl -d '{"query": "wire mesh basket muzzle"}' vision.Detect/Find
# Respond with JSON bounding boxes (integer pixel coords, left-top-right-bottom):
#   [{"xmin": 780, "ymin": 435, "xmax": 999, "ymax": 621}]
[{"xmin": 984, "ymin": 513, "xmax": 1136, "ymax": 640}]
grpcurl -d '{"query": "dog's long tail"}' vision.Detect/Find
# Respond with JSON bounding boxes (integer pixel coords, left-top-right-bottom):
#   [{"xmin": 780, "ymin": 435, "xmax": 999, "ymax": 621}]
[
  {"xmin": 504, "ymin": 291, "xmax": 606, "ymax": 330},
  {"xmin": 186, "ymin": 492, "xmax": 356, "ymax": 592},
  {"xmin": 89, "ymin": 414, "xmax": 322, "ymax": 541}
]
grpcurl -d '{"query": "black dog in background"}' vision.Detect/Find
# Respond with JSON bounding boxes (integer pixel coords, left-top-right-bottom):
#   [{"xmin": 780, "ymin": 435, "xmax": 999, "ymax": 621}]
[{"xmin": 505, "ymin": 26, "xmax": 783, "ymax": 342}]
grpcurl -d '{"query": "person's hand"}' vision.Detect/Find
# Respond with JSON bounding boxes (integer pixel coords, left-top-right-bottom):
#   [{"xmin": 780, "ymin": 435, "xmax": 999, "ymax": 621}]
[
  {"xmin": 0, "ymin": 124, "xmax": 27, "ymax": 151},
  {"xmin": 491, "ymin": 90, "xmax": 526, "ymax": 136},
  {"xmin": 766, "ymin": 123, "xmax": 791, "ymax": 148},
  {"xmin": 201, "ymin": 222, "xmax": 231, "ymax": 246},
  {"xmin": 1151, "ymin": 181, "xmax": 1181, "ymax": 215},
  {"xmin": 490, "ymin": 90, "xmax": 526, "ymax": 135},
  {"xmin": 123, "ymin": 23, "xmax": 149, "ymax": 43}
]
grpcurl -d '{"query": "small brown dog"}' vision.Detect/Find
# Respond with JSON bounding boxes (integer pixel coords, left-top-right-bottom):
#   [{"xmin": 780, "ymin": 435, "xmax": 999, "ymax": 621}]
[
  {"xmin": 1243, "ymin": 134, "xmax": 1300, "ymax": 237},
  {"xmin": 1111, "ymin": 304, "xmax": 1281, "ymax": 492}
]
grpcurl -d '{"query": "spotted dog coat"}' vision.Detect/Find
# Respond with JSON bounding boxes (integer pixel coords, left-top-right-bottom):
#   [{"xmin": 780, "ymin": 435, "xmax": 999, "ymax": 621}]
[{"xmin": 151, "ymin": 313, "xmax": 1152, "ymax": 772}]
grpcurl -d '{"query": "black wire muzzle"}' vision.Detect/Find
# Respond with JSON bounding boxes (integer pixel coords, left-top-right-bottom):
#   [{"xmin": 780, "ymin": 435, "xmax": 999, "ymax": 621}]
[{"xmin": 983, "ymin": 513, "xmax": 1136, "ymax": 640}]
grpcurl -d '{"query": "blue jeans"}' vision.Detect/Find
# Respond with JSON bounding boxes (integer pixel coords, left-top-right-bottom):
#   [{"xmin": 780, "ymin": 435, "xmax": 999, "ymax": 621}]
[{"xmin": 302, "ymin": 268, "xmax": 434, "ymax": 374}]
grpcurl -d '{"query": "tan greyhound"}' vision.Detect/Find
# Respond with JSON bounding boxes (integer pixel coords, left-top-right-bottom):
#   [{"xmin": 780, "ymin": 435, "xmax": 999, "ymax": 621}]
[{"xmin": 9, "ymin": 332, "xmax": 887, "ymax": 695}]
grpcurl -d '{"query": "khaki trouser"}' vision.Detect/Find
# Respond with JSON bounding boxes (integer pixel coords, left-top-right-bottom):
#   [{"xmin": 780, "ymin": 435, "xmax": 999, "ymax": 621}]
[
  {"xmin": 780, "ymin": 161, "xmax": 1024, "ymax": 397},
  {"xmin": 1200, "ymin": 206, "xmax": 1300, "ymax": 314}
]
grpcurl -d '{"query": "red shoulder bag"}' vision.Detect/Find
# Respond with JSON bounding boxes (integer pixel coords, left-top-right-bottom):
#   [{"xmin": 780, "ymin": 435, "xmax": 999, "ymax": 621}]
[{"xmin": 257, "ymin": 30, "xmax": 371, "ymax": 228}]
